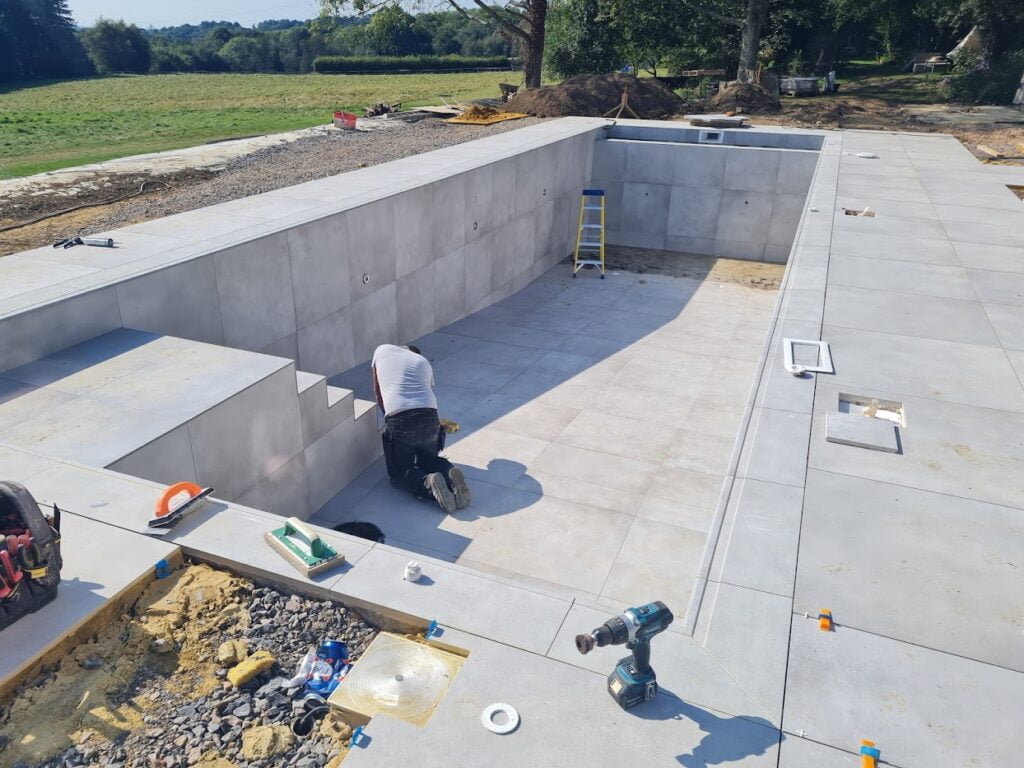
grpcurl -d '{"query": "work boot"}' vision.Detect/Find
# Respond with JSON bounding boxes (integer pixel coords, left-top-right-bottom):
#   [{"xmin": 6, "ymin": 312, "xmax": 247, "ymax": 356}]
[
  {"xmin": 424, "ymin": 473, "xmax": 457, "ymax": 514},
  {"xmin": 448, "ymin": 467, "xmax": 471, "ymax": 510}
]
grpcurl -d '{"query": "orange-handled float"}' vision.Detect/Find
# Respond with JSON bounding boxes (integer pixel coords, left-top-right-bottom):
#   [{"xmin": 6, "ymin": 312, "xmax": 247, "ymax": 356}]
[{"xmin": 146, "ymin": 481, "xmax": 214, "ymax": 536}]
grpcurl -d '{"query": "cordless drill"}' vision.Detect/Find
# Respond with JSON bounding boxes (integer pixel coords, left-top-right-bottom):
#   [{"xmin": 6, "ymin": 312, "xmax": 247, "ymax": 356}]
[{"xmin": 575, "ymin": 601, "xmax": 674, "ymax": 710}]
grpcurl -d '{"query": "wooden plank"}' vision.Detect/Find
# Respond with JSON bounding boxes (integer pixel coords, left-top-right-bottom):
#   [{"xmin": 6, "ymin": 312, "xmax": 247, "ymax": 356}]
[{"xmin": 976, "ymin": 144, "xmax": 1001, "ymax": 158}]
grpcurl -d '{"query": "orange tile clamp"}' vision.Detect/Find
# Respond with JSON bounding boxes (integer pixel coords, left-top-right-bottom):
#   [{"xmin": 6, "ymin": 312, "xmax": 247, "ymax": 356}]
[
  {"xmin": 818, "ymin": 609, "xmax": 834, "ymax": 631},
  {"xmin": 859, "ymin": 739, "xmax": 880, "ymax": 767}
]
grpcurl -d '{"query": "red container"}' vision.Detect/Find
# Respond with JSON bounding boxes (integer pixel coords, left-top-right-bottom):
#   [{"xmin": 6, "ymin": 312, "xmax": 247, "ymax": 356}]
[{"xmin": 333, "ymin": 111, "xmax": 357, "ymax": 130}]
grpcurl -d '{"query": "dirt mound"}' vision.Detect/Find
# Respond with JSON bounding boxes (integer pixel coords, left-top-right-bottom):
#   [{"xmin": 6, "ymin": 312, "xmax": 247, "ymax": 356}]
[
  {"xmin": 704, "ymin": 82, "xmax": 781, "ymax": 114},
  {"xmin": 504, "ymin": 74, "xmax": 684, "ymax": 119}
]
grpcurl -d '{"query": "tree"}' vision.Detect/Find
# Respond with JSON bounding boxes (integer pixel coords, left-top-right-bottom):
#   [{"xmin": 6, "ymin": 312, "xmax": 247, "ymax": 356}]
[
  {"xmin": 322, "ymin": 0, "xmax": 544, "ymax": 87},
  {"xmin": 79, "ymin": 18, "xmax": 151, "ymax": 74},
  {"xmin": 544, "ymin": 0, "xmax": 619, "ymax": 78},
  {"xmin": 218, "ymin": 35, "xmax": 271, "ymax": 72},
  {"xmin": 367, "ymin": 6, "xmax": 431, "ymax": 55},
  {"xmin": 1, "ymin": 0, "xmax": 92, "ymax": 82}
]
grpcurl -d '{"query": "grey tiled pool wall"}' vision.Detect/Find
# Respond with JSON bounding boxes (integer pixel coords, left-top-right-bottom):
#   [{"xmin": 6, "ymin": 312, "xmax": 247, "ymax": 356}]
[
  {"xmin": 591, "ymin": 136, "xmax": 820, "ymax": 262},
  {"xmin": 0, "ymin": 120, "xmax": 603, "ymax": 375}
]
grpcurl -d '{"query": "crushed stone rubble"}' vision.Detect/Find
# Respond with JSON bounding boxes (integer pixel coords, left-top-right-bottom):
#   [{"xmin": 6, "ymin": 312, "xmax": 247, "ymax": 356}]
[{"xmin": 0, "ymin": 566, "xmax": 378, "ymax": 768}]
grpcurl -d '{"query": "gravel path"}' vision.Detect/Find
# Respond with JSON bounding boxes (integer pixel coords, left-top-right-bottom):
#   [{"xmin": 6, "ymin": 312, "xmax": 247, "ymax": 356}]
[{"xmin": 0, "ymin": 116, "xmax": 544, "ymax": 255}]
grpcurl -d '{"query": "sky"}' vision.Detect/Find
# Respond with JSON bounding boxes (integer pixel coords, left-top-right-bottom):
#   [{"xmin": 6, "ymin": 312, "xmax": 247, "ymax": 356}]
[{"xmin": 67, "ymin": 0, "xmax": 326, "ymax": 28}]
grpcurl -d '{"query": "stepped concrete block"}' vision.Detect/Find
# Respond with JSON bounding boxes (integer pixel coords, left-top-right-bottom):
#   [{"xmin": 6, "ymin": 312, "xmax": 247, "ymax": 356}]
[
  {"xmin": 296, "ymin": 371, "xmax": 348, "ymax": 446},
  {"xmin": 287, "ymin": 214, "xmax": 351, "ymax": 328},
  {"xmin": 187, "ymin": 365, "xmax": 303, "ymax": 499},
  {"xmin": 306, "ymin": 398, "xmax": 381, "ymax": 514},
  {"xmin": 109, "ymin": 424, "xmax": 198, "ymax": 486},
  {"xmin": 236, "ymin": 451, "xmax": 310, "ymax": 519},
  {"xmin": 115, "ymin": 257, "xmax": 225, "ymax": 344},
  {"xmin": 0, "ymin": 288, "xmax": 122, "ymax": 371},
  {"xmin": 213, "ymin": 232, "xmax": 296, "ymax": 352}
]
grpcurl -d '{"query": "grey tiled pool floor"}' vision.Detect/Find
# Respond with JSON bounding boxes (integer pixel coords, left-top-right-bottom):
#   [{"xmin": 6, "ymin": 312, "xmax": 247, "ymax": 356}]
[{"xmin": 318, "ymin": 259, "xmax": 779, "ymax": 608}]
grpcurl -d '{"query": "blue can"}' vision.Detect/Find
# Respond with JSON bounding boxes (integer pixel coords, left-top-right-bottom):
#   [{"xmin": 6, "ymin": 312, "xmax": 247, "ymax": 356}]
[
  {"xmin": 318, "ymin": 640, "xmax": 349, "ymax": 666},
  {"xmin": 304, "ymin": 640, "xmax": 350, "ymax": 697}
]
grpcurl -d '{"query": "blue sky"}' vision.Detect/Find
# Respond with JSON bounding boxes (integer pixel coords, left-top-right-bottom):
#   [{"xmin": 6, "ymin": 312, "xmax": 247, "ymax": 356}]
[{"xmin": 67, "ymin": 0, "xmax": 326, "ymax": 28}]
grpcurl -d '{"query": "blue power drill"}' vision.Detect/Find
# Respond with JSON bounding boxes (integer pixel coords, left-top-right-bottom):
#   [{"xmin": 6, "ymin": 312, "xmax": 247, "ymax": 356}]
[{"xmin": 576, "ymin": 601, "xmax": 674, "ymax": 710}]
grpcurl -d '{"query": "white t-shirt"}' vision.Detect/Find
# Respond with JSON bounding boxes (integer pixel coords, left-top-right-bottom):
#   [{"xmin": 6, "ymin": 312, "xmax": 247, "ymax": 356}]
[{"xmin": 371, "ymin": 344, "xmax": 437, "ymax": 416}]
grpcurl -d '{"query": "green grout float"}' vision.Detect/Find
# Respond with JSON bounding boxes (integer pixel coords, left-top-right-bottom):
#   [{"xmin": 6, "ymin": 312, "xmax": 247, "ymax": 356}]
[{"xmin": 265, "ymin": 517, "xmax": 345, "ymax": 577}]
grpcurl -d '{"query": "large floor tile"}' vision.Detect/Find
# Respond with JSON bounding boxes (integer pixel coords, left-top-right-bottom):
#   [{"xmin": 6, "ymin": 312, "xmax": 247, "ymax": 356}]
[
  {"xmin": 461, "ymin": 491, "xmax": 632, "ymax": 593},
  {"xmin": 824, "ymin": 285, "xmax": 999, "ymax": 346},
  {"xmin": 601, "ymin": 516, "xmax": 705, "ymax": 609},
  {"xmin": 784, "ymin": 620, "xmax": 1024, "ymax": 768},
  {"xmin": 557, "ymin": 409, "xmax": 676, "ymax": 463},
  {"xmin": 809, "ymin": 381, "xmax": 1024, "ymax": 509},
  {"xmin": 666, "ymin": 429, "xmax": 736, "ymax": 475},
  {"xmin": 828, "ymin": 254, "xmax": 975, "ymax": 300},
  {"xmin": 529, "ymin": 442, "xmax": 661, "ymax": 495},
  {"xmin": 796, "ymin": 469, "xmax": 1023, "ymax": 671},
  {"xmin": 824, "ymin": 324, "xmax": 1024, "ymax": 412}
]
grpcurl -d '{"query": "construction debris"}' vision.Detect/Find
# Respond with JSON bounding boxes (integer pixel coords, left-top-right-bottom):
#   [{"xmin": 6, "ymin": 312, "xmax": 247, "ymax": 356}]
[
  {"xmin": 364, "ymin": 102, "xmax": 401, "ymax": 117},
  {"xmin": 703, "ymin": 82, "xmax": 782, "ymax": 115},
  {"xmin": 447, "ymin": 105, "xmax": 528, "ymax": 125},
  {"xmin": 503, "ymin": 74, "xmax": 684, "ymax": 119},
  {"xmin": 0, "ymin": 563, "xmax": 379, "ymax": 768}
]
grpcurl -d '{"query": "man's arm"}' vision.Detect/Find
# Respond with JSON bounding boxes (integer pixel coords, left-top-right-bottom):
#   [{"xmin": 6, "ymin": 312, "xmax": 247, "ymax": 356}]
[{"xmin": 372, "ymin": 364, "xmax": 385, "ymax": 416}]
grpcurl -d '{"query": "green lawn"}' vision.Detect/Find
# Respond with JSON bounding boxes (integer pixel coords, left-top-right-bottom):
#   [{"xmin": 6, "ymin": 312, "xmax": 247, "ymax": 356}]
[
  {"xmin": 834, "ymin": 60, "xmax": 947, "ymax": 104},
  {"xmin": 0, "ymin": 71, "xmax": 519, "ymax": 178}
]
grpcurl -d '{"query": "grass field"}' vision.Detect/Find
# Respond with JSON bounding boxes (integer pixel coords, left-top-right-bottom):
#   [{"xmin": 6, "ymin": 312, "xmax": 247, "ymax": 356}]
[{"xmin": 0, "ymin": 71, "xmax": 521, "ymax": 178}]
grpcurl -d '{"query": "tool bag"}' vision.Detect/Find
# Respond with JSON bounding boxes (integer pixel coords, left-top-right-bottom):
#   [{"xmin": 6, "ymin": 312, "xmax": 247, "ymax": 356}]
[{"xmin": 0, "ymin": 481, "xmax": 62, "ymax": 632}]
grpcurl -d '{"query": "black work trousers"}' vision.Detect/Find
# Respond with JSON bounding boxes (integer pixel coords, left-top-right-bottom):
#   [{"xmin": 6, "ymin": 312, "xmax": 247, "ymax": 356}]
[{"xmin": 382, "ymin": 408, "xmax": 452, "ymax": 498}]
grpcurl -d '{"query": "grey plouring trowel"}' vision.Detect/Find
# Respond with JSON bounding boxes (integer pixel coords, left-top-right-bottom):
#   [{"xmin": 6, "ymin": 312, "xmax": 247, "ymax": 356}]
[{"xmin": 265, "ymin": 517, "xmax": 345, "ymax": 577}]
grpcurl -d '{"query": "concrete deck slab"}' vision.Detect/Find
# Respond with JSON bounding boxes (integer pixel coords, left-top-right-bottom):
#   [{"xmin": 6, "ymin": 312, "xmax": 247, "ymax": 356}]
[{"xmin": 784, "ymin": 619, "xmax": 1024, "ymax": 767}]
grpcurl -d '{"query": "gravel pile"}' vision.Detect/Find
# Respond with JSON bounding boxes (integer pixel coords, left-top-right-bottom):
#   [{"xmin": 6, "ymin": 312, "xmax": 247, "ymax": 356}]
[{"xmin": 9, "ymin": 581, "xmax": 378, "ymax": 768}]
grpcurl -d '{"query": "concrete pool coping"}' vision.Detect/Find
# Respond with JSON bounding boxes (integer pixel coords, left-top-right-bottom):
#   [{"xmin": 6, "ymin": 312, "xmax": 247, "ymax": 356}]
[{"xmin": 1, "ymin": 119, "xmax": 1022, "ymax": 766}]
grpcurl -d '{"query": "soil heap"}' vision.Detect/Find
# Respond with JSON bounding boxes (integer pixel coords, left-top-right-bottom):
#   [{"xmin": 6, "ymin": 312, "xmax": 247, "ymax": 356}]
[
  {"xmin": 704, "ymin": 82, "xmax": 782, "ymax": 114},
  {"xmin": 504, "ymin": 74, "xmax": 684, "ymax": 119}
]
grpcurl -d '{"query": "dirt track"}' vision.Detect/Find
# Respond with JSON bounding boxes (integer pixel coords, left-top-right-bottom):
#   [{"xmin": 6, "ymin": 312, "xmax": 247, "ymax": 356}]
[{"xmin": 0, "ymin": 116, "xmax": 541, "ymax": 257}]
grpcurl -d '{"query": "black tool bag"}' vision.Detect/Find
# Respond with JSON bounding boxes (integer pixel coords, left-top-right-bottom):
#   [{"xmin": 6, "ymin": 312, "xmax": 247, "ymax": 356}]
[{"xmin": 0, "ymin": 481, "xmax": 62, "ymax": 632}]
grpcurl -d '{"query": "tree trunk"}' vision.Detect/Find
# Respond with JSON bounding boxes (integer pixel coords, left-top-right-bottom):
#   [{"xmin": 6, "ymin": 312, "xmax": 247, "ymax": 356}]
[
  {"xmin": 521, "ymin": 0, "xmax": 547, "ymax": 88},
  {"xmin": 736, "ymin": 0, "xmax": 768, "ymax": 83}
]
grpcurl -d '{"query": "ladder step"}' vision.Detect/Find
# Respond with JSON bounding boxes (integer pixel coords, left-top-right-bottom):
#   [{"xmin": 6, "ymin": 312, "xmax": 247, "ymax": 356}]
[
  {"xmin": 583, "ymin": 205, "xmax": 603, "ymax": 210},
  {"xmin": 580, "ymin": 224, "xmax": 602, "ymax": 229}
]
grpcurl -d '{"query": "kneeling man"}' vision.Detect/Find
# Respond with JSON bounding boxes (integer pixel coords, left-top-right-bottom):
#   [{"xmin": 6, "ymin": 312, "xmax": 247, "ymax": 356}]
[{"xmin": 371, "ymin": 344, "xmax": 470, "ymax": 513}]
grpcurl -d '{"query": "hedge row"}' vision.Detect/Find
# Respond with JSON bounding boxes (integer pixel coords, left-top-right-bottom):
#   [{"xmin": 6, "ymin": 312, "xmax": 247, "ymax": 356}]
[{"xmin": 313, "ymin": 55, "xmax": 511, "ymax": 74}]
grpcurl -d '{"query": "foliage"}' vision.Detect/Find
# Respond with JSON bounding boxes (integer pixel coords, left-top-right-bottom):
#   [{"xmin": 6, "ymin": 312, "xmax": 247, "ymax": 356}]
[
  {"xmin": 218, "ymin": 35, "xmax": 272, "ymax": 72},
  {"xmin": 0, "ymin": 0, "xmax": 91, "ymax": 82},
  {"xmin": 313, "ymin": 54, "xmax": 510, "ymax": 73},
  {"xmin": 367, "ymin": 6, "xmax": 431, "ymax": 56},
  {"xmin": 947, "ymin": 49, "xmax": 1024, "ymax": 103},
  {"xmin": 0, "ymin": 71, "xmax": 518, "ymax": 177},
  {"xmin": 543, "ymin": 0, "xmax": 619, "ymax": 78},
  {"xmin": 78, "ymin": 19, "xmax": 152, "ymax": 75}
]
